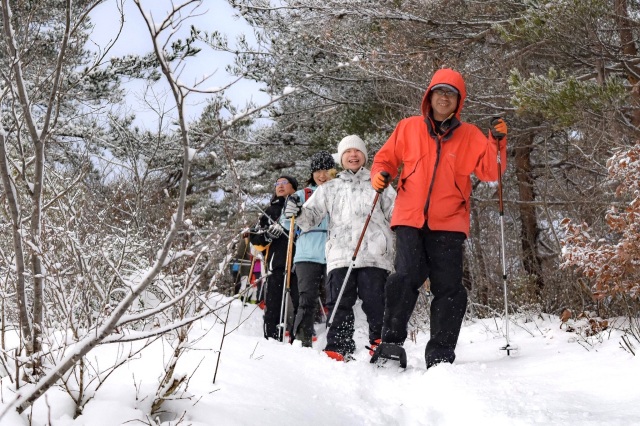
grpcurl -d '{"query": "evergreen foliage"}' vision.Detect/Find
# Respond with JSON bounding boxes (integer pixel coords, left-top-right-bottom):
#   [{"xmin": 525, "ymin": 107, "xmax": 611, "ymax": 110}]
[{"xmin": 510, "ymin": 69, "xmax": 627, "ymax": 127}]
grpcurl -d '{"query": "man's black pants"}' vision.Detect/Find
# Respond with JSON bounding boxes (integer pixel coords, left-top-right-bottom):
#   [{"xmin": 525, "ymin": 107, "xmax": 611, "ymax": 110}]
[{"xmin": 381, "ymin": 226, "xmax": 467, "ymax": 367}]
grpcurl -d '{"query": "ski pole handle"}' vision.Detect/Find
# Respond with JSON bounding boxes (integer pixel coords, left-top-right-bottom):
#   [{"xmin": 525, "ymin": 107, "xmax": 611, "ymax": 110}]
[{"xmin": 373, "ymin": 171, "xmax": 391, "ymax": 193}]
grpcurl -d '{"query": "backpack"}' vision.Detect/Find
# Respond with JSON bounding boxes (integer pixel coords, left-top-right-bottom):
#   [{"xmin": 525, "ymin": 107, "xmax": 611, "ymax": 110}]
[
  {"xmin": 294, "ymin": 187, "xmax": 315, "ymax": 239},
  {"xmin": 304, "ymin": 187, "xmax": 313, "ymax": 201}
]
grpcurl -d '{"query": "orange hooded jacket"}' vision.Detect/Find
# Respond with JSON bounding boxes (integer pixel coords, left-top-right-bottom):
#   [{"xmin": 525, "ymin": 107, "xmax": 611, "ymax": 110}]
[{"xmin": 371, "ymin": 68, "xmax": 507, "ymax": 236}]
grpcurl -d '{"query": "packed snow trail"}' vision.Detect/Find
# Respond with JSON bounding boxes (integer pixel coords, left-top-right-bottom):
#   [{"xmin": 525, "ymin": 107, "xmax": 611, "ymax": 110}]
[{"xmin": 17, "ymin": 297, "xmax": 640, "ymax": 426}]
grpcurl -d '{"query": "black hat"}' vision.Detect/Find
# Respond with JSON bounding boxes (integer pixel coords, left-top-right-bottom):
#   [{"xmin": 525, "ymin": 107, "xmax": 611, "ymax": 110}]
[
  {"xmin": 310, "ymin": 151, "xmax": 336, "ymax": 173},
  {"xmin": 277, "ymin": 175, "xmax": 298, "ymax": 191}
]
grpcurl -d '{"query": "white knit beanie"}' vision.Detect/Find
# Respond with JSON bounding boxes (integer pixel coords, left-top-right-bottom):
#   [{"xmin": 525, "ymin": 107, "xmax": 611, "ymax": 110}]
[{"xmin": 333, "ymin": 135, "xmax": 368, "ymax": 168}]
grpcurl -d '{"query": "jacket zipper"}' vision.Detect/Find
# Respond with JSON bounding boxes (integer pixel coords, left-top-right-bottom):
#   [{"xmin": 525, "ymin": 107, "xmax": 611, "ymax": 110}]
[
  {"xmin": 422, "ymin": 112, "xmax": 458, "ymax": 222},
  {"xmin": 423, "ymin": 134, "xmax": 442, "ymax": 218}
]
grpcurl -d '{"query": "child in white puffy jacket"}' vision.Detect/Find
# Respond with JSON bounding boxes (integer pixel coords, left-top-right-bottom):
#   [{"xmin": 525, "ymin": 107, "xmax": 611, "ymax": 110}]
[{"xmin": 286, "ymin": 135, "xmax": 395, "ymax": 361}]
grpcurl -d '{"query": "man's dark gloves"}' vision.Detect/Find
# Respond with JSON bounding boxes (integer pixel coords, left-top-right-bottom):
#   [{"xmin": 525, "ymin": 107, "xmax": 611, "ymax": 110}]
[
  {"xmin": 490, "ymin": 117, "xmax": 508, "ymax": 140},
  {"xmin": 284, "ymin": 194, "xmax": 303, "ymax": 219},
  {"xmin": 372, "ymin": 171, "xmax": 391, "ymax": 193}
]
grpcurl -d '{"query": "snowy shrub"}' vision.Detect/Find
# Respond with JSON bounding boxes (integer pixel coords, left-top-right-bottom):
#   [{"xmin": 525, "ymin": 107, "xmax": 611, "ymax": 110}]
[{"xmin": 561, "ymin": 142, "xmax": 640, "ymax": 300}]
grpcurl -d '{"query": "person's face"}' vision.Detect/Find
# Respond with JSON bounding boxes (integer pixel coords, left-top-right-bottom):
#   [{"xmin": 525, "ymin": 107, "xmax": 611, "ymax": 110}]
[
  {"xmin": 274, "ymin": 178, "xmax": 295, "ymax": 197},
  {"xmin": 430, "ymin": 88, "xmax": 458, "ymax": 121},
  {"xmin": 312, "ymin": 169, "xmax": 333, "ymax": 186},
  {"xmin": 341, "ymin": 148, "xmax": 365, "ymax": 172}
]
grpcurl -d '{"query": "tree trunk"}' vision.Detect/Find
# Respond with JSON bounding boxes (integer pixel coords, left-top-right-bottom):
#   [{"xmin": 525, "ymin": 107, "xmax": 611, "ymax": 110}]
[
  {"xmin": 0, "ymin": 132, "xmax": 32, "ymax": 351},
  {"xmin": 614, "ymin": 0, "xmax": 640, "ymax": 127},
  {"xmin": 514, "ymin": 135, "xmax": 545, "ymax": 299},
  {"xmin": 30, "ymin": 138, "xmax": 45, "ymax": 357},
  {"xmin": 469, "ymin": 204, "xmax": 489, "ymax": 309}
]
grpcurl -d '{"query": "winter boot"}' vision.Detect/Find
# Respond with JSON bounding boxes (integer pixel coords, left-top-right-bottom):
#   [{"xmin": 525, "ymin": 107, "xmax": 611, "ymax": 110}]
[
  {"xmin": 296, "ymin": 328, "xmax": 313, "ymax": 348},
  {"xmin": 323, "ymin": 350, "xmax": 354, "ymax": 362},
  {"xmin": 324, "ymin": 350, "xmax": 345, "ymax": 362}
]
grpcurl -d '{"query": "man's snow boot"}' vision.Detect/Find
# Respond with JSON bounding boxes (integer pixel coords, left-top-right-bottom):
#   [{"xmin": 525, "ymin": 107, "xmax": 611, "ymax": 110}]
[{"xmin": 370, "ymin": 342, "xmax": 407, "ymax": 368}]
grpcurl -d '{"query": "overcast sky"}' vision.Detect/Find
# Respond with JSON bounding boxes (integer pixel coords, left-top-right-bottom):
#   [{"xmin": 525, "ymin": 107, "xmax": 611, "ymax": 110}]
[{"xmin": 89, "ymin": 0, "xmax": 267, "ymax": 129}]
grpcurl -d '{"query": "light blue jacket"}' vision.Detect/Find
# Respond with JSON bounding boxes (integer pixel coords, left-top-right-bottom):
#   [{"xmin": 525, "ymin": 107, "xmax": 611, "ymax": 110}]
[{"xmin": 293, "ymin": 186, "xmax": 328, "ymax": 264}]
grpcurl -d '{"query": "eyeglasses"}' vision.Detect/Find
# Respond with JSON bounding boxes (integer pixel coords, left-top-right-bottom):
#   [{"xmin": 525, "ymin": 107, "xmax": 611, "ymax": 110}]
[
  {"xmin": 274, "ymin": 180, "xmax": 290, "ymax": 187},
  {"xmin": 432, "ymin": 88, "xmax": 458, "ymax": 98}
]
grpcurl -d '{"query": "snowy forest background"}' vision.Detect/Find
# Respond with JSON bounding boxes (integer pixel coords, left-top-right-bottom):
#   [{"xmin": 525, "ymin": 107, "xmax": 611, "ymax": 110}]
[{"xmin": 0, "ymin": 0, "xmax": 639, "ymax": 422}]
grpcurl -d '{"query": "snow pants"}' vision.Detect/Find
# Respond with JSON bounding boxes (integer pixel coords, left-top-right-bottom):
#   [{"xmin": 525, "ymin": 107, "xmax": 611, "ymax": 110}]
[
  {"xmin": 325, "ymin": 266, "xmax": 388, "ymax": 355},
  {"xmin": 292, "ymin": 262, "xmax": 326, "ymax": 347},
  {"xmin": 264, "ymin": 267, "xmax": 298, "ymax": 341},
  {"xmin": 381, "ymin": 226, "xmax": 467, "ymax": 368}
]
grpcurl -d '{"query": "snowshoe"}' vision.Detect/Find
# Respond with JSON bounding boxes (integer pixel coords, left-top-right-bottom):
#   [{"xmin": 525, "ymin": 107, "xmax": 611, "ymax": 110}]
[{"xmin": 370, "ymin": 343, "xmax": 407, "ymax": 369}]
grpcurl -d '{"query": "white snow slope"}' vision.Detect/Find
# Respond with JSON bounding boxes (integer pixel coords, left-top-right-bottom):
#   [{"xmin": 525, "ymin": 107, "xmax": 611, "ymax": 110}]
[{"xmin": 2, "ymin": 297, "xmax": 639, "ymax": 426}]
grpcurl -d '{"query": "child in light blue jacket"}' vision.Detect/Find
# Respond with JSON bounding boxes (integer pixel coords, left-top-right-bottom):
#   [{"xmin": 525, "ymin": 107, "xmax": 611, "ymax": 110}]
[{"xmin": 291, "ymin": 151, "xmax": 336, "ymax": 347}]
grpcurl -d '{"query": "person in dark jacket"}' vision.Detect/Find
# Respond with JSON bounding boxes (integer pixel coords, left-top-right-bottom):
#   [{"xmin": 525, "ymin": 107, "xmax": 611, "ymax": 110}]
[
  {"xmin": 371, "ymin": 68, "xmax": 508, "ymax": 368},
  {"xmin": 250, "ymin": 175, "xmax": 299, "ymax": 341}
]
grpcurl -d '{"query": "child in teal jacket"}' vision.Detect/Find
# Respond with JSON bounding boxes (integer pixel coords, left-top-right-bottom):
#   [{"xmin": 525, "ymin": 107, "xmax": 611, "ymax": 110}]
[{"xmin": 291, "ymin": 151, "xmax": 336, "ymax": 346}]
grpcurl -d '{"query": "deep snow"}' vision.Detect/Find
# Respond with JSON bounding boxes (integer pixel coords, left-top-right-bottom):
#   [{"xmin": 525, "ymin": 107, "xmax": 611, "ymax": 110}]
[{"xmin": 2, "ymin": 296, "xmax": 639, "ymax": 426}]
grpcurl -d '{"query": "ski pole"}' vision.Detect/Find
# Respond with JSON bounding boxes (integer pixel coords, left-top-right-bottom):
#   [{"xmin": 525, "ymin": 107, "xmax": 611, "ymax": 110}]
[
  {"xmin": 327, "ymin": 183, "xmax": 385, "ymax": 330},
  {"xmin": 318, "ymin": 297, "xmax": 327, "ymax": 323},
  {"xmin": 240, "ymin": 189, "xmax": 291, "ymax": 241},
  {"xmin": 279, "ymin": 215, "xmax": 296, "ymax": 342},
  {"xmin": 257, "ymin": 273, "xmax": 266, "ymax": 304},
  {"xmin": 496, "ymin": 138, "xmax": 515, "ymax": 355},
  {"xmin": 254, "ymin": 249, "xmax": 267, "ymax": 302}
]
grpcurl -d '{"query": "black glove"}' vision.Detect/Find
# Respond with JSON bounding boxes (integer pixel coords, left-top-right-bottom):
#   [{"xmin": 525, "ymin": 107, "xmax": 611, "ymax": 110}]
[
  {"xmin": 284, "ymin": 194, "xmax": 303, "ymax": 218},
  {"xmin": 266, "ymin": 223, "xmax": 284, "ymax": 240},
  {"xmin": 490, "ymin": 116, "xmax": 507, "ymax": 140}
]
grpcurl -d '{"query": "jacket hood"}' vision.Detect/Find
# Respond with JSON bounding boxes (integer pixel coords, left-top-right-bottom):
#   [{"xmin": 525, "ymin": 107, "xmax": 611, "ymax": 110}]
[{"xmin": 420, "ymin": 68, "xmax": 467, "ymax": 120}]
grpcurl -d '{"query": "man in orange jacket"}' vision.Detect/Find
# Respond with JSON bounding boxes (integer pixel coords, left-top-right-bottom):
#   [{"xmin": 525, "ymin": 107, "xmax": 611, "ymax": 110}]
[{"xmin": 370, "ymin": 68, "xmax": 507, "ymax": 369}]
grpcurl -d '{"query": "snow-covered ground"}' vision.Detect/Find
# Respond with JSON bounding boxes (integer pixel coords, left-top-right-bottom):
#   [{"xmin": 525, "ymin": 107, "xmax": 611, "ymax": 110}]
[{"xmin": 3, "ymin": 296, "xmax": 639, "ymax": 426}]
